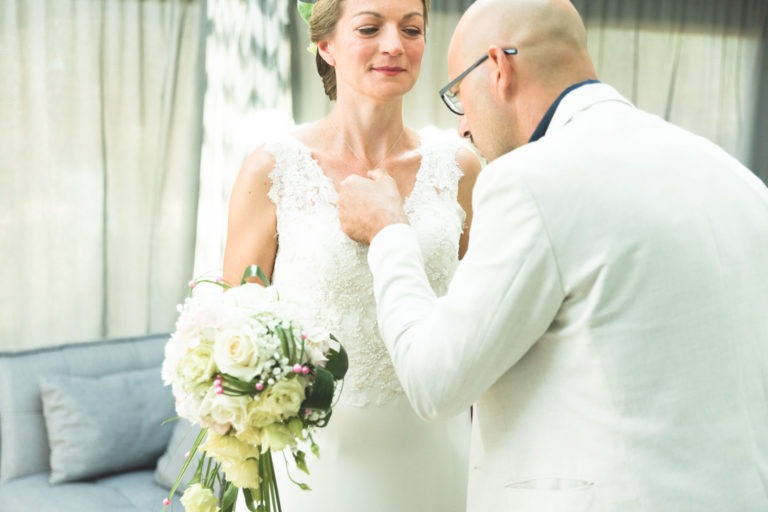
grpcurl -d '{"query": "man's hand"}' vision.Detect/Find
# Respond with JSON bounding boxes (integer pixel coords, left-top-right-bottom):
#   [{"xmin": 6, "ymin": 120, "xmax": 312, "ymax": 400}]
[{"xmin": 338, "ymin": 169, "xmax": 409, "ymax": 245}]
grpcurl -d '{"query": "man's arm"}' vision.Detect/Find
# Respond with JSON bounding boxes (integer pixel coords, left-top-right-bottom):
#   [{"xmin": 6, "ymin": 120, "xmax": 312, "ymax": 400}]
[{"xmin": 369, "ymin": 168, "xmax": 565, "ymax": 420}]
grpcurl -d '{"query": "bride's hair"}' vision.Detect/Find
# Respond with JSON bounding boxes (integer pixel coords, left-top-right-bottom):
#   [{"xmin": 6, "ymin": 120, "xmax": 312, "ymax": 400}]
[{"xmin": 309, "ymin": 0, "xmax": 430, "ymax": 101}]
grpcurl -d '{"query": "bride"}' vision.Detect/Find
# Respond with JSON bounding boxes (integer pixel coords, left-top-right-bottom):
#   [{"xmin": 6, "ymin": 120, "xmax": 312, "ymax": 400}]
[{"xmin": 222, "ymin": 0, "xmax": 480, "ymax": 510}]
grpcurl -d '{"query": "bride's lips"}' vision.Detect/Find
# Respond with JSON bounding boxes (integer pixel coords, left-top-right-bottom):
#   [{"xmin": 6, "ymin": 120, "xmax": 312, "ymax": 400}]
[{"xmin": 373, "ymin": 66, "xmax": 406, "ymax": 76}]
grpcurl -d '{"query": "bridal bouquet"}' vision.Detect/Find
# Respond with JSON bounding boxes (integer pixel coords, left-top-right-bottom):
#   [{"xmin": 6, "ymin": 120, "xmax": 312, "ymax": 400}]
[{"xmin": 161, "ymin": 266, "xmax": 347, "ymax": 512}]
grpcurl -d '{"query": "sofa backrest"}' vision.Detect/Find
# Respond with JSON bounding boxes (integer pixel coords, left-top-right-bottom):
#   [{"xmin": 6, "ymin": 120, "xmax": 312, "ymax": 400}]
[{"xmin": 0, "ymin": 334, "xmax": 169, "ymax": 483}]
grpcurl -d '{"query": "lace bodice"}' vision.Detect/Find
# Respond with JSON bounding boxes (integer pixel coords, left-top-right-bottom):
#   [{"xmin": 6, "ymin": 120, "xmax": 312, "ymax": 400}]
[{"xmin": 265, "ymin": 127, "xmax": 466, "ymax": 407}]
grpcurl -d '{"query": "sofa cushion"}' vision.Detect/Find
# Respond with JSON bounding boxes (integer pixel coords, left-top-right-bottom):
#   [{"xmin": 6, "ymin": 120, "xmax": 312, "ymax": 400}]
[
  {"xmin": 39, "ymin": 367, "xmax": 175, "ymax": 484},
  {"xmin": 0, "ymin": 334, "xmax": 169, "ymax": 483},
  {"xmin": 0, "ymin": 470, "xmax": 182, "ymax": 512}
]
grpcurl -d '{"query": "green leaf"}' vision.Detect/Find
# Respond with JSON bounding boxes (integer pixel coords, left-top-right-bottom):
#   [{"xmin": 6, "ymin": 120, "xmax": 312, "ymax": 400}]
[
  {"xmin": 324, "ymin": 343, "xmax": 349, "ymax": 380},
  {"xmin": 241, "ymin": 265, "xmax": 271, "ymax": 286},
  {"xmin": 301, "ymin": 367, "xmax": 335, "ymax": 410},
  {"xmin": 294, "ymin": 450, "xmax": 309, "ymax": 475},
  {"xmin": 168, "ymin": 427, "xmax": 208, "ymax": 498},
  {"xmin": 243, "ymin": 488, "xmax": 259, "ymax": 512},
  {"xmin": 297, "ymin": 1, "xmax": 315, "ymax": 25},
  {"xmin": 188, "ymin": 456, "xmax": 203, "ymax": 486},
  {"xmin": 221, "ymin": 483, "xmax": 239, "ymax": 512},
  {"xmin": 161, "ymin": 416, "xmax": 181, "ymax": 426},
  {"xmin": 275, "ymin": 325, "xmax": 293, "ymax": 363}
]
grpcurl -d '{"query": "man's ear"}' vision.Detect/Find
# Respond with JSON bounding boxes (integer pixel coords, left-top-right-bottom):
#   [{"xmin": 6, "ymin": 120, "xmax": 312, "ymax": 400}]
[
  {"xmin": 487, "ymin": 46, "xmax": 515, "ymax": 101},
  {"xmin": 317, "ymin": 40, "xmax": 336, "ymax": 67}
]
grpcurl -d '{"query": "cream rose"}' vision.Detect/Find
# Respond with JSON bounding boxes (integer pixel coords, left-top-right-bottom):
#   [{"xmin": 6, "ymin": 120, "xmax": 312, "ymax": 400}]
[
  {"xmin": 244, "ymin": 398, "xmax": 279, "ymax": 429},
  {"xmin": 262, "ymin": 378, "xmax": 306, "ymax": 419},
  {"xmin": 200, "ymin": 392, "xmax": 250, "ymax": 435},
  {"xmin": 180, "ymin": 483, "xmax": 220, "ymax": 512},
  {"xmin": 260, "ymin": 423, "xmax": 295, "ymax": 452},
  {"xmin": 201, "ymin": 431, "xmax": 260, "ymax": 467},
  {"xmin": 223, "ymin": 458, "xmax": 261, "ymax": 490},
  {"xmin": 235, "ymin": 424, "xmax": 263, "ymax": 447}
]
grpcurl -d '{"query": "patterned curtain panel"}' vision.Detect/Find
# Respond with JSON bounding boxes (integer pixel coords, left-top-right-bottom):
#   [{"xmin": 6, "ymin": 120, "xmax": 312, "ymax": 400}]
[
  {"xmin": 0, "ymin": 0, "xmax": 206, "ymax": 350},
  {"xmin": 192, "ymin": 0, "xmax": 294, "ymax": 276}
]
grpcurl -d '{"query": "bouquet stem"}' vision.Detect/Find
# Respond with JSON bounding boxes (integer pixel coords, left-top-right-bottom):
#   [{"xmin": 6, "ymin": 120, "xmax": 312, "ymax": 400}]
[{"xmin": 254, "ymin": 451, "xmax": 281, "ymax": 512}]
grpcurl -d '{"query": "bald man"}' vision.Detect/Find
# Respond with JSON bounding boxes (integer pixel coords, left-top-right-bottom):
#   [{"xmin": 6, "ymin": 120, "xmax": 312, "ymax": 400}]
[{"xmin": 338, "ymin": 0, "xmax": 768, "ymax": 510}]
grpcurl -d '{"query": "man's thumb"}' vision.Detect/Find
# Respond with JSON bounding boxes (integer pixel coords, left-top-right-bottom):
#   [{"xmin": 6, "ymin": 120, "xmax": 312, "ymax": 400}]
[{"xmin": 367, "ymin": 168, "xmax": 389, "ymax": 181}]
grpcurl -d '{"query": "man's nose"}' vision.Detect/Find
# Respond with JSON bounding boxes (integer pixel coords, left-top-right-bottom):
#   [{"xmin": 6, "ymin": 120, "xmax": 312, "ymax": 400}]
[{"xmin": 457, "ymin": 115, "xmax": 471, "ymax": 140}]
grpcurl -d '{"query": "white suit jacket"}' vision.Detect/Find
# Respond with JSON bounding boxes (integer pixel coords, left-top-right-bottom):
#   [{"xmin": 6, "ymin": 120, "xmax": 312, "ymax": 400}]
[{"xmin": 368, "ymin": 84, "xmax": 768, "ymax": 511}]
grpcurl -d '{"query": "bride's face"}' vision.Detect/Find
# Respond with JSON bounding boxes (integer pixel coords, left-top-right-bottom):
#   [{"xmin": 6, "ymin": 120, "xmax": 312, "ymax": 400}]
[{"xmin": 320, "ymin": 0, "xmax": 426, "ymax": 102}]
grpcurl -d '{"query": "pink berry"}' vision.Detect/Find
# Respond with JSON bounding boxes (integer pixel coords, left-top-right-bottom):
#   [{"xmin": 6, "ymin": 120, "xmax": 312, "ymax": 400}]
[
  {"xmin": 293, "ymin": 363, "xmax": 302, "ymax": 373},
  {"xmin": 302, "ymin": 366, "xmax": 311, "ymax": 375},
  {"xmin": 256, "ymin": 382, "xmax": 264, "ymax": 391},
  {"xmin": 163, "ymin": 498, "xmax": 171, "ymax": 506},
  {"xmin": 188, "ymin": 280, "xmax": 197, "ymax": 289},
  {"xmin": 301, "ymin": 331, "xmax": 308, "ymax": 340}
]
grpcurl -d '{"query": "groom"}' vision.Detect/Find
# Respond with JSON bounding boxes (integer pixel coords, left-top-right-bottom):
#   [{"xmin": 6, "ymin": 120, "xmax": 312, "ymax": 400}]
[{"xmin": 337, "ymin": 0, "xmax": 768, "ymax": 510}]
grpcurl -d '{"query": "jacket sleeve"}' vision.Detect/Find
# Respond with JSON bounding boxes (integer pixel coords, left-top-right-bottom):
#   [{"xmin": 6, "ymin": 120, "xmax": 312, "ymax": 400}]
[{"xmin": 368, "ymin": 167, "xmax": 565, "ymax": 421}]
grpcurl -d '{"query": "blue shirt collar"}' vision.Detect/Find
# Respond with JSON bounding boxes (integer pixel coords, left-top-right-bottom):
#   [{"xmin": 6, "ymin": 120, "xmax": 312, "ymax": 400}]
[{"xmin": 528, "ymin": 79, "xmax": 600, "ymax": 143}]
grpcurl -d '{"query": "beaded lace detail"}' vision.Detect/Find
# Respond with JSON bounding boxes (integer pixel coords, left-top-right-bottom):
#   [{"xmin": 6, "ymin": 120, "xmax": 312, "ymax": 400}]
[{"xmin": 265, "ymin": 127, "xmax": 466, "ymax": 407}]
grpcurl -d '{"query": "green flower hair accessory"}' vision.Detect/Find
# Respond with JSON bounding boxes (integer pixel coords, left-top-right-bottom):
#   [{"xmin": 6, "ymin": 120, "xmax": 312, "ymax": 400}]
[{"xmin": 297, "ymin": 0, "xmax": 318, "ymax": 54}]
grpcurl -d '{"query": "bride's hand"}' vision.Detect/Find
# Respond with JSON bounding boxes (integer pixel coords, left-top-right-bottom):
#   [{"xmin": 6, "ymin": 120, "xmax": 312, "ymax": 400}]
[{"xmin": 338, "ymin": 169, "xmax": 409, "ymax": 245}]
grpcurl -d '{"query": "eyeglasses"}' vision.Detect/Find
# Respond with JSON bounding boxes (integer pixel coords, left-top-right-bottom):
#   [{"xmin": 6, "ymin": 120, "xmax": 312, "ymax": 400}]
[{"xmin": 439, "ymin": 48, "xmax": 518, "ymax": 115}]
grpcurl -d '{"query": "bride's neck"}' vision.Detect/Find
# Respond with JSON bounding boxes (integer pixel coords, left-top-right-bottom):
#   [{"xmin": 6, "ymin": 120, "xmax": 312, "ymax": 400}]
[{"xmin": 327, "ymin": 99, "xmax": 406, "ymax": 152}]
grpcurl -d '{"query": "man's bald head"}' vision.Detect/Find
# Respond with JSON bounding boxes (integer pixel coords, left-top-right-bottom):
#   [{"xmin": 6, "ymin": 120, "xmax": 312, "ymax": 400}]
[
  {"xmin": 447, "ymin": 0, "xmax": 597, "ymax": 158},
  {"xmin": 451, "ymin": 0, "xmax": 594, "ymax": 88}
]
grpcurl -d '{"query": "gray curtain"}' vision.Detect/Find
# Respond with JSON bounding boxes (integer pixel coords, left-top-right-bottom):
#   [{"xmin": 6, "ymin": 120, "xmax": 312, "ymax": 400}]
[
  {"xmin": 573, "ymin": 0, "xmax": 768, "ymax": 183},
  {"xmin": 0, "ymin": 0, "xmax": 206, "ymax": 350}
]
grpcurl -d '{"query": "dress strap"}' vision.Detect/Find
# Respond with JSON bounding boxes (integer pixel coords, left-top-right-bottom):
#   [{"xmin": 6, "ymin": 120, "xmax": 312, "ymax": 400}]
[
  {"xmin": 264, "ymin": 135, "xmax": 337, "ymax": 217},
  {"xmin": 412, "ymin": 127, "xmax": 466, "ymax": 201}
]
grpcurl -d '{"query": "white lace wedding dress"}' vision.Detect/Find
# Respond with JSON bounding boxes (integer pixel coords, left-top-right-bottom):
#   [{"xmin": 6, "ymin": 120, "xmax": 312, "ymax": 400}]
[{"xmin": 244, "ymin": 127, "xmax": 471, "ymax": 512}]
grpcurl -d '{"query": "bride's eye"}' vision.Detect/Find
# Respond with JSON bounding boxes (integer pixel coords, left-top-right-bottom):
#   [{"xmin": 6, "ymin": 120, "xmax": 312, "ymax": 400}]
[
  {"xmin": 402, "ymin": 26, "xmax": 423, "ymax": 37},
  {"xmin": 357, "ymin": 25, "xmax": 379, "ymax": 36}
]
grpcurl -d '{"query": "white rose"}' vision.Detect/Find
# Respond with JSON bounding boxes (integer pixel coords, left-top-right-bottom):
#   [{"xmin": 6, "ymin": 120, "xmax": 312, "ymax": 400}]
[
  {"xmin": 213, "ymin": 328, "xmax": 262, "ymax": 380},
  {"xmin": 177, "ymin": 342, "xmax": 216, "ymax": 387},
  {"xmin": 223, "ymin": 283, "xmax": 279, "ymax": 313},
  {"xmin": 201, "ymin": 391, "xmax": 250, "ymax": 434},
  {"xmin": 164, "ymin": 293, "xmax": 224, "ymax": 385},
  {"xmin": 302, "ymin": 330, "xmax": 331, "ymax": 366},
  {"xmin": 175, "ymin": 390, "xmax": 205, "ymax": 424}
]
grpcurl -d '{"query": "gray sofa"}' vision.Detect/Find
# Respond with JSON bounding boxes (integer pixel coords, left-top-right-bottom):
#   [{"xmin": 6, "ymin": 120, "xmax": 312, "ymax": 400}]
[{"xmin": 0, "ymin": 334, "xmax": 186, "ymax": 511}]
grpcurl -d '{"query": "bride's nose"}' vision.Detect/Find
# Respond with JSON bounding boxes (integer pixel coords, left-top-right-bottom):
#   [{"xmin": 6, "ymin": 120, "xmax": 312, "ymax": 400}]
[{"xmin": 379, "ymin": 26, "xmax": 404, "ymax": 56}]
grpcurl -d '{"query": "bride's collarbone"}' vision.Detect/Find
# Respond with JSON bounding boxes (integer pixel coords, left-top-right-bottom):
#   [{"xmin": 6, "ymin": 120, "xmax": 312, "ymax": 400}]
[{"xmin": 315, "ymin": 151, "xmax": 422, "ymax": 193}]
